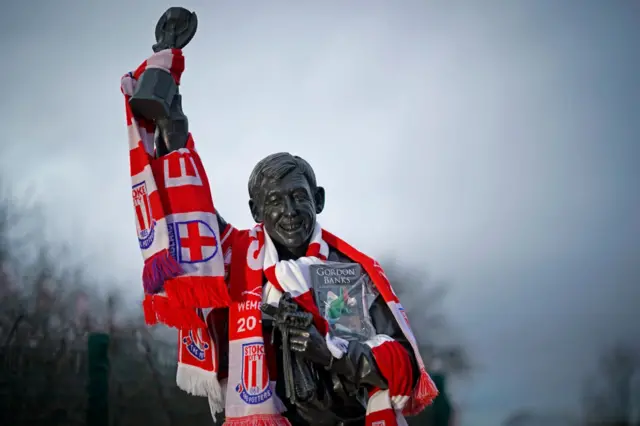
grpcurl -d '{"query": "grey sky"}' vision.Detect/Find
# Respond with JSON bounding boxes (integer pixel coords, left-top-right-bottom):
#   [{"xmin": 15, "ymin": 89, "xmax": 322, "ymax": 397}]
[{"xmin": 1, "ymin": 0, "xmax": 639, "ymax": 425}]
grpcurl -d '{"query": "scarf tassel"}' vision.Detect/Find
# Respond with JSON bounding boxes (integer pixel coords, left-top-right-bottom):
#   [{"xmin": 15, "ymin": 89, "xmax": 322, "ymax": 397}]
[
  {"xmin": 164, "ymin": 276, "xmax": 231, "ymax": 309},
  {"xmin": 403, "ymin": 369, "xmax": 439, "ymax": 416},
  {"xmin": 176, "ymin": 364, "xmax": 225, "ymax": 418},
  {"xmin": 222, "ymin": 415, "xmax": 291, "ymax": 426},
  {"xmin": 142, "ymin": 249, "xmax": 182, "ymax": 294},
  {"xmin": 142, "ymin": 296, "xmax": 158, "ymax": 325},
  {"xmin": 142, "ymin": 294, "xmax": 206, "ymax": 329}
]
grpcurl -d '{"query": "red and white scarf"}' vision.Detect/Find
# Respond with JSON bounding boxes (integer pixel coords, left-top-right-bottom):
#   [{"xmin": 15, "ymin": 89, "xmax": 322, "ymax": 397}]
[
  {"xmin": 222, "ymin": 223, "xmax": 438, "ymax": 425},
  {"xmin": 121, "ymin": 48, "xmax": 231, "ymax": 331},
  {"xmin": 122, "ymin": 49, "xmax": 438, "ymax": 425}
]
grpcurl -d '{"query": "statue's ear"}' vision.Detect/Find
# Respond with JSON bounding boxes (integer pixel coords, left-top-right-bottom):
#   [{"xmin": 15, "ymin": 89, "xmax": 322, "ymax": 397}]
[
  {"xmin": 314, "ymin": 186, "xmax": 325, "ymax": 214},
  {"xmin": 249, "ymin": 199, "xmax": 262, "ymax": 223}
]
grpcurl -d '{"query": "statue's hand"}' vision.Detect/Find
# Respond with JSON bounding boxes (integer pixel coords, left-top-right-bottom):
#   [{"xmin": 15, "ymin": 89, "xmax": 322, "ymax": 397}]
[{"xmin": 289, "ymin": 324, "xmax": 333, "ymax": 367}]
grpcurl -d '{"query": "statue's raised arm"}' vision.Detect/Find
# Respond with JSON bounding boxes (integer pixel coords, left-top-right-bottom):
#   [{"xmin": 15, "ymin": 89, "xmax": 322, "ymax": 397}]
[{"xmin": 127, "ymin": 7, "xmax": 229, "ymax": 232}]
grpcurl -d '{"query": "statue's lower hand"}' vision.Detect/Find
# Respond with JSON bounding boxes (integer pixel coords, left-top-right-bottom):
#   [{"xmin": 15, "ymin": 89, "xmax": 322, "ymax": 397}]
[{"xmin": 289, "ymin": 324, "xmax": 333, "ymax": 367}]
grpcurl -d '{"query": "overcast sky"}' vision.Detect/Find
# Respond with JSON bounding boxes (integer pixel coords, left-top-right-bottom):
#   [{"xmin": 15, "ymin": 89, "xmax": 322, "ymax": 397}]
[{"xmin": 1, "ymin": 0, "xmax": 639, "ymax": 424}]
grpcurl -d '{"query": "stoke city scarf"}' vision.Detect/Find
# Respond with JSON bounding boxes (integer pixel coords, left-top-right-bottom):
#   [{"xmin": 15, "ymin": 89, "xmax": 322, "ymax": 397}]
[
  {"xmin": 120, "ymin": 48, "xmax": 231, "ymax": 331},
  {"xmin": 222, "ymin": 223, "xmax": 439, "ymax": 425}
]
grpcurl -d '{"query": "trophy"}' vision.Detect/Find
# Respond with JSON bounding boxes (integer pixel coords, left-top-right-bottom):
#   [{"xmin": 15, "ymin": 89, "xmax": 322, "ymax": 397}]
[{"xmin": 129, "ymin": 7, "xmax": 197, "ymax": 122}]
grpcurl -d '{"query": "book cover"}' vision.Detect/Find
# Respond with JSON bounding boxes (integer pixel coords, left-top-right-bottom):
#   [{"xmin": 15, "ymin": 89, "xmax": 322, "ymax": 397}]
[{"xmin": 309, "ymin": 263, "xmax": 374, "ymax": 342}]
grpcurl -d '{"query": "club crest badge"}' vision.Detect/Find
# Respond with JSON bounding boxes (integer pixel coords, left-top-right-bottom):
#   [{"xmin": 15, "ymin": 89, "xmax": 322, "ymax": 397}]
[
  {"xmin": 181, "ymin": 330, "xmax": 210, "ymax": 361},
  {"xmin": 132, "ymin": 181, "xmax": 155, "ymax": 249},
  {"xmin": 236, "ymin": 342, "xmax": 272, "ymax": 405}
]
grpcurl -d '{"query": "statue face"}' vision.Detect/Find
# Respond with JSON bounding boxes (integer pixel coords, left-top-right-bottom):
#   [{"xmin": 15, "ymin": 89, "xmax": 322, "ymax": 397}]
[{"xmin": 251, "ymin": 171, "xmax": 324, "ymax": 255}]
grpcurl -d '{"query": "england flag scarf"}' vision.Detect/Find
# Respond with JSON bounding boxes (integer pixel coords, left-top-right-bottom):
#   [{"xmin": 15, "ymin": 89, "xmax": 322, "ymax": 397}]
[
  {"xmin": 122, "ymin": 49, "xmax": 438, "ymax": 425},
  {"xmin": 121, "ymin": 48, "xmax": 231, "ymax": 331}
]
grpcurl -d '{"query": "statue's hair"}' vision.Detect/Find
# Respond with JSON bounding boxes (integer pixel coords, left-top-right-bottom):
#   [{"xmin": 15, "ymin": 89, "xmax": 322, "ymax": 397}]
[{"xmin": 248, "ymin": 152, "xmax": 318, "ymax": 200}]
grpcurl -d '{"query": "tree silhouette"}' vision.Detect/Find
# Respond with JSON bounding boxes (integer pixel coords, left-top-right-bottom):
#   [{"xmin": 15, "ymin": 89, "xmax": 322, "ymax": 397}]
[
  {"xmin": 381, "ymin": 257, "xmax": 470, "ymax": 376},
  {"xmin": 381, "ymin": 257, "xmax": 470, "ymax": 426},
  {"xmin": 581, "ymin": 342, "xmax": 639, "ymax": 426},
  {"xmin": 0, "ymin": 179, "xmax": 213, "ymax": 426}
]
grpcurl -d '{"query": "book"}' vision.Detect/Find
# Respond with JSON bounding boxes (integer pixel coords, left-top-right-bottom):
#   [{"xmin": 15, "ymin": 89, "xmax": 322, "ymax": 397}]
[{"xmin": 309, "ymin": 263, "xmax": 375, "ymax": 342}]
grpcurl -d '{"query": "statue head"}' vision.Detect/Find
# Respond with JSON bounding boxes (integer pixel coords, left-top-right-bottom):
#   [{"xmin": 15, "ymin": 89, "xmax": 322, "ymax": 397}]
[{"xmin": 248, "ymin": 153, "xmax": 325, "ymax": 257}]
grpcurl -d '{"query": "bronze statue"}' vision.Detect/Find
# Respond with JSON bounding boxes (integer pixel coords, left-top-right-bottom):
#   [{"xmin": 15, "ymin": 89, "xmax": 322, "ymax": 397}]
[{"xmin": 124, "ymin": 7, "xmax": 434, "ymax": 426}]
